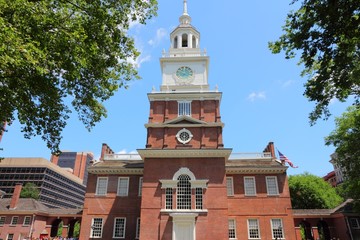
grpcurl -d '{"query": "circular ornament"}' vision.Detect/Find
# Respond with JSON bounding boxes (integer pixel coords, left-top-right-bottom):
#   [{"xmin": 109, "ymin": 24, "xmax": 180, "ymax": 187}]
[{"xmin": 176, "ymin": 128, "xmax": 193, "ymax": 144}]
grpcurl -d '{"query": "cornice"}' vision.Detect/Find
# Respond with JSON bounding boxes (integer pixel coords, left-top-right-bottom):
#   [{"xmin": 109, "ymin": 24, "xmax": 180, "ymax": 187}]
[
  {"xmin": 225, "ymin": 166, "xmax": 287, "ymax": 174},
  {"xmin": 137, "ymin": 149, "xmax": 232, "ymax": 159},
  {"xmin": 87, "ymin": 168, "xmax": 143, "ymax": 175},
  {"xmin": 147, "ymin": 91, "xmax": 222, "ymax": 102},
  {"xmin": 145, "ymin": 122, "xmax": 224, "ymax": 128}
]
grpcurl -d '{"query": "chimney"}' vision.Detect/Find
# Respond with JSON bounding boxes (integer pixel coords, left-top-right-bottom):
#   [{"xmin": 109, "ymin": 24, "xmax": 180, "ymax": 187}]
[
  {"xmin": 10, "ymin": 183, "xmax": 22, "ymax": 209},
  {"xmin": 100, "ymin": 143, "xmax": 114, "ymax": 161},
  {"xmin": 263, "ymin": 142, "xmax": 276, "ymax": 158}
]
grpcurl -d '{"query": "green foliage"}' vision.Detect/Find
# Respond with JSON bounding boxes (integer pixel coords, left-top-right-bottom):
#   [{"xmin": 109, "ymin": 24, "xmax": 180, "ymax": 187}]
[
  {"xmin": 326, "ymin": 106, "xmax": 360, "ymax": 207},
  {"xmin": 269, "ymin": 0, "xmax": 360, "ymax": 124},
  {"xmin": 57, "ymin": 221, "xmax": 63, "ymax": 237},
  {"xmin": 289, "ymin": 172, "xmax": 343, "ymax": 209},
  {"xmin": 73, "ymin": 221, "xmax": 80, "ymax": 237},
  {"xmin": 20, "ymin": 182, "xmax": 40, "ymax": 199},
  {"xmin": 0, "ymin": 0, "xmax": 158, "ymax": 153}
]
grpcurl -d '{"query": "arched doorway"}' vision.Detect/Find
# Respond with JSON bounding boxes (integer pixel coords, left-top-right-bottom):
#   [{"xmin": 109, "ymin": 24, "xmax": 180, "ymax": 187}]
[
  {"xmin": 299, "ymin": 220, "xmax": 314, "ymax": 240},
  {"xmin": 50, "ymin": 219, "xmax": 63, "ymax": 237},
  {"xmin": 317, "ymin": 220, "xmax": 331, "ymax": 240}
]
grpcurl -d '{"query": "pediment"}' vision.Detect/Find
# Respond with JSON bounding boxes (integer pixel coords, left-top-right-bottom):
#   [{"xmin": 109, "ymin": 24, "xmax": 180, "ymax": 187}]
[{"xmin": 164, "ymin": 116, "xmax": 207, "ymax": 125}]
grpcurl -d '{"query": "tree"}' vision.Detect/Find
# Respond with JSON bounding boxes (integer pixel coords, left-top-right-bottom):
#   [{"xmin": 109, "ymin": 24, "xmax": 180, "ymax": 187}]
[
  {"xmin": 288, "ymin": 172, "xmax": 343, "ymax": 209},
  {"xmin": 325, "ymin": 106, "xmax": 360, "ymax": 205},
  {"xmin": 269, "ymin": 0, "xmax": 360, "ymax": 124},
  {"xmin": 0, "ymin": 0, "xmax": 157, "ymax": 153},
  {"xmin": 20, "ymin": 182, "xmax": 40, "ymax": 199}
]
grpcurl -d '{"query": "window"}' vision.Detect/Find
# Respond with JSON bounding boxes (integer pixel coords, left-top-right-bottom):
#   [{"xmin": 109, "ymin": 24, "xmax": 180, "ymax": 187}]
[
  {"xmin": 226, "ymin": 177, "xmax": 234, "ymax": 196},
  {"xmin": 136, "ymin": 218, "xmax": 140, "ymax": 239},
  {"xmin": 95, "ymin": 177, "xmax": 108, "ymax": 196},
  {"xmin": 271, "ymin": 219, "xmax": 284, "ymax": 239},
  {"xmin": 195, "ymin": 188, "xmax": 203, "ymax": 209},
  {"xmin": 0, "ymin": 216, "xmax": 5, "ymax": 226},
  {"xmin": 244, "ymin": 177, "xmax": 256, "ymax": 196},
  {"xmin": 266, "ymin": 176, "xmax": 279, "ymax": 195},
  {"xmin": 177, "ymin": 174, "xmax": 191, "ymax": 209},
  {"xmin": 248, "ymin": 219, "xmax": 260, "ymax": 239},
  {"xmin": 350, "ymin": 218, "xmax": 360, "ymax": 229},
  {"xmin": 228, "ymin": 219, "xmax": 236, "ymax": 239},
  {"xmin": 178, "ymin": 101, "xmax": 191, "ymax": 116},
  {"xmin": 90, "ymin": 218, "xmax": 103, "ymax": 238},
  {"xmin": 7, "ymin": 234, "xmax": 14, "ymax": 240},
  {"xmin": 117, "ymin": 177, "xmax": 129, "ymax": 196},
  {"xmin": 165, "ymin": 188, "xmax": 173, "ymax": 209},
  {"xmin": 113, "ymin": 218, "xmax": 126, "ymax": 238},
  {"xmin": 10, "ymin": 216, "xmax": 18, "ymax": 225},
  {"xmin": 138, "ymin": 177, "xmax": 143, "ymax": 196},
  {"xmin": 23, "ymin": 216, "xmax": 31, "ymax": 226}
]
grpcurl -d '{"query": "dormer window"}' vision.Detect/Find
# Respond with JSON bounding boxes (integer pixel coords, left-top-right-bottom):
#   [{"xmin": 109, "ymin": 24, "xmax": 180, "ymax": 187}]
[
  {"xmin": 182, "ymin": 34, "xmax": 188, "ymax": 47},
  {"xmin": 178, "ymin": 101, "xmax": 191, "ymax": 116}
]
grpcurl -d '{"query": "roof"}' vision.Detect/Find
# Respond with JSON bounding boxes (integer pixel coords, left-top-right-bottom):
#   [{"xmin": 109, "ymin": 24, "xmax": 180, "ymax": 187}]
[{"xmin": 0, "ymin": 198, "xmax": 82, "ymax": 215}]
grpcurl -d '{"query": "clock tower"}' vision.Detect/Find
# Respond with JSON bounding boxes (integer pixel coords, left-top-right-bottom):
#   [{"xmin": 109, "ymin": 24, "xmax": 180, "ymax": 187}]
[
  {"xmin": 138, "ymin": 1, "xmax": 230, "ymax": 239},
  {"xmin": 160, "ymin": 0, "xmax": 209, "ymax": 91}
]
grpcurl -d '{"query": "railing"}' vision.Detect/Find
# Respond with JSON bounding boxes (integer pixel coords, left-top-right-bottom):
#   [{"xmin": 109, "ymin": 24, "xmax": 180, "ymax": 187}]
[
  {"xmin": 161, "ymin": 49, "xmax": 207, "ymax": 58},
  {"xmin": 103, "ymin": 154, "xmax": 142, "ymax": 161},
  {"xmin": 228, "ymin": 152, "xmax": 272, "ymax": 160},
  {"xmin": 103, "ymin": 152, "xmax": 272, "ymax": 161}
]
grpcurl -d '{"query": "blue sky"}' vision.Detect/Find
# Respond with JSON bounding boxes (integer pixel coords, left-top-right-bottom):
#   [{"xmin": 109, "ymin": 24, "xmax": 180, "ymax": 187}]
[{"xmin": 1, "ymin": 0, "xmax": 350, "ymax": 177}]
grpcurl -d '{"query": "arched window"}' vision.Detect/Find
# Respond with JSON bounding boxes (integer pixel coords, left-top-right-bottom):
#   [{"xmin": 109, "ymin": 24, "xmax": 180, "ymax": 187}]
[
  {"xmin": 182, "ymin": 33, "xmax": 188, "ymax": 47},
  {"xmin": 174, "ymin": 36, "xmax": 178, "ymax": 49},
  {"xmin": 192, "ymin": 35, "xmax": 196, "ymax": 48},
  {"xmin": 177, "ymin": 174, "xmax": 191, "ymax": 209}
]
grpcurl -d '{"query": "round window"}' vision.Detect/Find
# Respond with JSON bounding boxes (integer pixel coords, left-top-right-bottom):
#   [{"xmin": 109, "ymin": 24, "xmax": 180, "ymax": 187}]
[{"xmin": 176, "ymin": 128, "xmax": 193, "ymax": 144}]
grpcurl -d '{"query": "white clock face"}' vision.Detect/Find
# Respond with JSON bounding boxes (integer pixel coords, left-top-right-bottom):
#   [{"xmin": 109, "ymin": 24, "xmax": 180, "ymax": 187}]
[{"xmin": 176, "ymin": 66, "xmax": 193, "ymax": 80}]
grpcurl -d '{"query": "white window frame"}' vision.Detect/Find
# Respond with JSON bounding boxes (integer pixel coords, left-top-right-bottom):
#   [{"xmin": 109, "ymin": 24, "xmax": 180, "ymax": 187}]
[
  {"xmin": 10, "ymin": 216, "xmax": 18, "ymax": 226},
  {"xmin": 117, "ymin": 177, "xmax": 129, "ymax": 196},
  {"xmin": 165, "ymin": 188, "xmax": 173, "ymax": 209},
  {"xmin": 178, "ymin": 101, "xmax": 192, "ymax": 116},
  {"xmin": 228, "ymin": 219, "xmax": 237, "ymax": 239},
  {"xmin": 176, "ymin": 174, "xmax": 191, "ymax": 210},
  {"xmin": 95, "ymin": 177, "xmax": 108, "ymax": 196},
  {"xmin": 113, "ymin": 217, "xmax": 126, "ymax": 238},
  {"xmin": 247, "ymin": 219, "xmax": 260, "ymax": 239},
  {"xmin": 138, "ymin": 177, "xmax": 143, "ymax": 196},
  {"xmin": 6, "ymin": 234, "xmax": 14, "ymax": 240},
  {"xmin": 135, "ymin": 218, "xmax": 140, "ymax": 239},
  {"xmin": 266, "ymin": 176, "xmax": 279, "ymax": 196},
  {"xmin": 90, "ymin": 218, "xmax": 103, "ymax": 238},
  {"xmin": 0, "ymin": 216, "xmax": 5, "ymax": 226},
  {"xmin": 226, "ymin": 177, "xmax": 234, "ymax": 196},
  {"xmin": 23, "ymin": 216, "xmax": 31, "ymax": 226},
  {"xmin": 195, "ymin": 187, "xmax": 203, "ymax": 209},
  {"xmin": 244, "ymin": 177, "xmax": 257, "ymax": 196},
  {"xmin": 271, "ymin": 219, "xmax": 284, "ymax": 239}
]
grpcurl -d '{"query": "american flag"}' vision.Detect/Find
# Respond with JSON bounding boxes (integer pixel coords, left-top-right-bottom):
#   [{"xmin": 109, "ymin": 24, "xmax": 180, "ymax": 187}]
[{"xmin": 278, "ymin": 150, "xmax": 298, "ymax": 168}]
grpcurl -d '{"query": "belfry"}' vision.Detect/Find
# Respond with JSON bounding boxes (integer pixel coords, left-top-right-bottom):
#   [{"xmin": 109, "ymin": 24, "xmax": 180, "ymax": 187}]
[{"xmin": 80, "ymin": 1, "xmax": 296, "ymax": 239}]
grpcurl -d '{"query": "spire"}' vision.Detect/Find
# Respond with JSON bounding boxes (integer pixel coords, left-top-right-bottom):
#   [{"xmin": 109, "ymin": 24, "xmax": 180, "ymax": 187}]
[
  {"xmin": 183, "ymin": 0, "xmax": 188, "ymax": 16},
  {"xmin": 179, "ymin": 0, "xmax": 191, "ymax": 25}
]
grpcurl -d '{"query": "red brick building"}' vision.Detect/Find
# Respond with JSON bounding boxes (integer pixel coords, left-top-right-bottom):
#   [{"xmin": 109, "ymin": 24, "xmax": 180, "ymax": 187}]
[{"xmin": 80, "ymin": 1, "xmax": 295, "ymax": 239}]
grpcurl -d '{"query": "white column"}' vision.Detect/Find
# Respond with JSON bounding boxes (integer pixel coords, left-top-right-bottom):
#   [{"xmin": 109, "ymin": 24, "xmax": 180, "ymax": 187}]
[{"xmin": 188, "ymin": 33, "xmax": 192, "ymax": 48}]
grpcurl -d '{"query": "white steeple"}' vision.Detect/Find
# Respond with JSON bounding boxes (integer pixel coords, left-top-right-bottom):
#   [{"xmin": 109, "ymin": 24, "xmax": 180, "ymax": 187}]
[{"xmin": 159, "ymin": 0, "xmax": 209, "ymax": 92}]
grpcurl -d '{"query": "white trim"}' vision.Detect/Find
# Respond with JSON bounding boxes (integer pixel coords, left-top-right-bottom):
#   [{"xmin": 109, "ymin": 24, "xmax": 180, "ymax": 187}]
[
  {"xmin": 10, "ymin": 216, "xmax": 18, "ymax": 225},
  {"xmin": 270, "ymin": 218, "xmax": 284, "ymax": 239},
  {"xmin": 95, "ymin": 177, "xmax": 108, "ymax": 196},
  {"xmin": 228, "ymin": 219, "xmax": 237, "ymax": 239},
  {"xmin": 266, "ymin": 176, "xmax": 279, "ymax": 196},
  {"xmin": 173, "ymin": 167, "xmax": 196, "ymax": 180},
  {"xmin": 23, "ymin": 216, "xmax": 31, "ymax": 226},
  {"xmin": 135, "ymin": 218, "xmax": 140, "ymax": 239},
  {"xmin": 247, "ymin": 219, "xmax": 260, "ymax": 239},
  {"xmin": 226, "ymin": 177, "xmax": 234, "ymax": 196},
  {"xmin": 138, "ymin": 149, "xmax": 232, "ymax": 159},
  {"xmin": 117, "ymin": 177, "xmax": 129, "ymax": 196},
  {"xmin": 90, "ymin": 218, "xmax": 103, "ymax": 238},
  {"xmin": 113, "ymin": 217, "xmax": 126, "ymax": 238},
  {"xmin": 244, "ymin": 177, "xmax": 257, "ymax": 196},
  {"xmin": 176, "ymin": 128, "xmax": 193, "ymax": 144}
]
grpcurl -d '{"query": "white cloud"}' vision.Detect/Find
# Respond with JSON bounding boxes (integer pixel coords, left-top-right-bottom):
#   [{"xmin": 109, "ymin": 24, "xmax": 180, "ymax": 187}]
[
  {"xmin": 247, "ymin": 91, "xmax": 266, "ymax": 102},
  {"xmin": 282, "ymin": 80, "xmax": 295, "ymax": 88},
  {"xmin": 126, "ymin": 54, "xmax": 151, "ymax": 68},
  {"xmin": 148, "ymin": 28, "xmax": 168, "ymax": 46}
]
